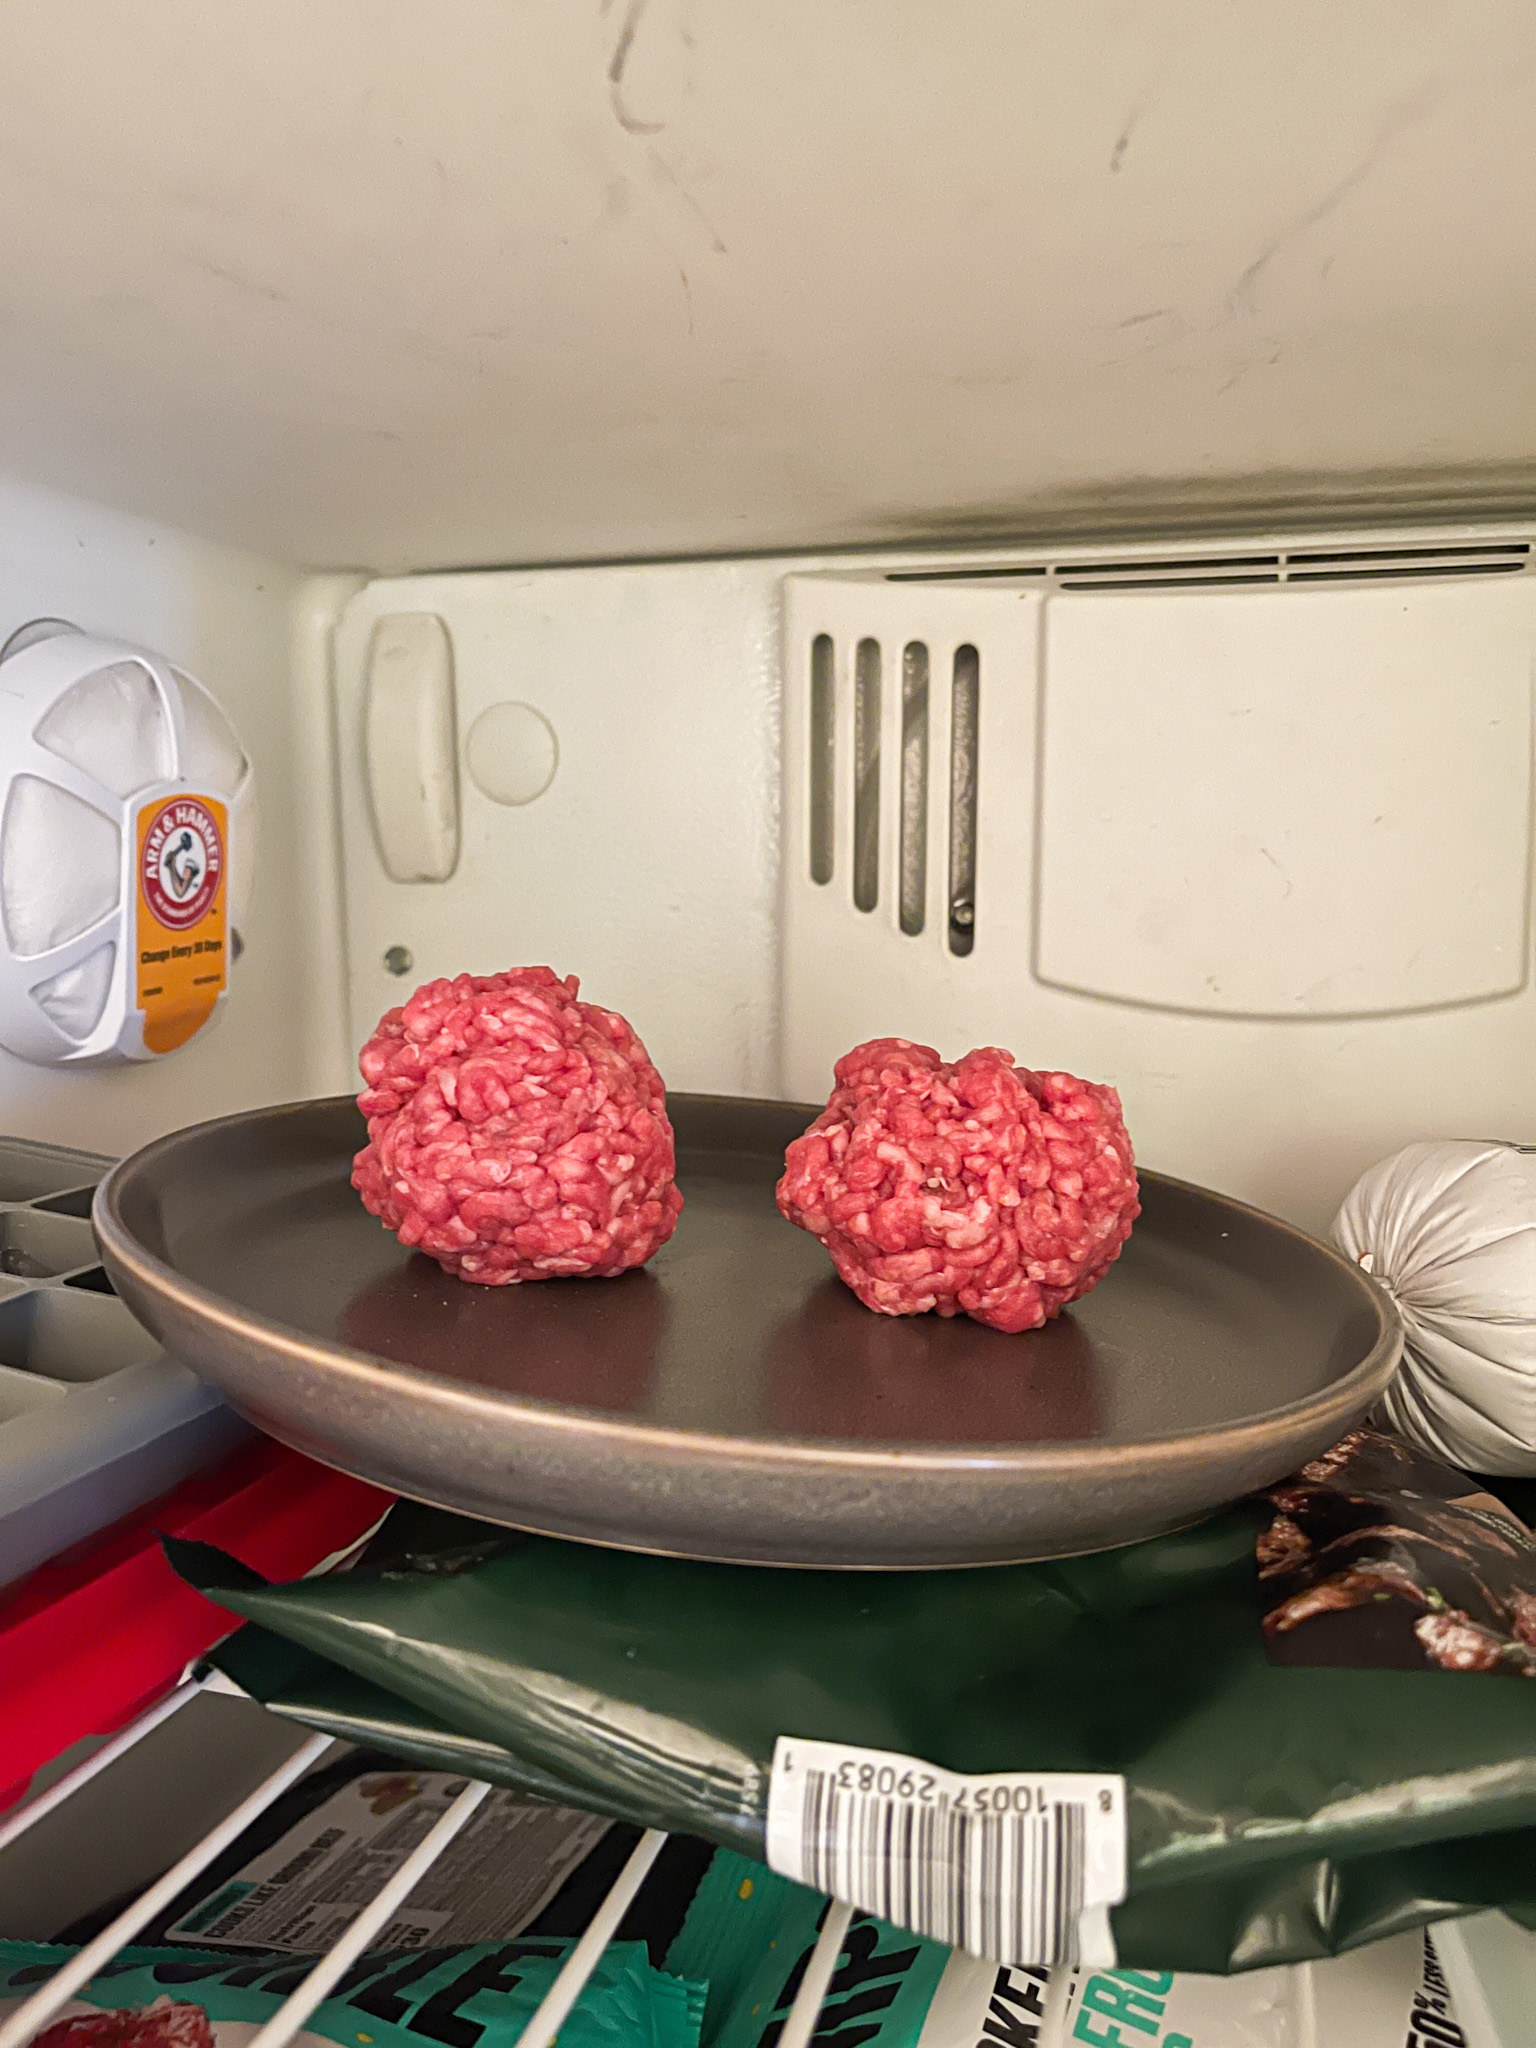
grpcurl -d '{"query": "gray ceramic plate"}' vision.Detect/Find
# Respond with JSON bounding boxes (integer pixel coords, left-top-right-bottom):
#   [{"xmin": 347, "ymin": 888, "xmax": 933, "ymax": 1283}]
[{"xmin": 94, "ymin": 1093, "xmax": 1402, "ymax": 1567}]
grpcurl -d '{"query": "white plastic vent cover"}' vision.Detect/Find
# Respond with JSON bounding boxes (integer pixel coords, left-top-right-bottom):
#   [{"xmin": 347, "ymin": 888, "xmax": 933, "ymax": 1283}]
[
  {"xmin": 1035, "ymin": 580, "xmax": 1533, "ymax": 1019},
  {"xmin": 0, "ymin": 628, "xmax": 255, "ymax": 1066},
  {"xmin": 887, "ymin": 536, "xmax": 1534, "ymax": 589},
  {"xmin": 781, "ymin": 553, "xmax": 1536, "ymax": 1228}
]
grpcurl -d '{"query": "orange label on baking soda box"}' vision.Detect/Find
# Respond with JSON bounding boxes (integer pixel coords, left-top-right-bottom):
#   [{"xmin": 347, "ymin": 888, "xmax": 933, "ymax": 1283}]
[{"xmin": 135, "ymin": 794, "xmax": 228, "ymax": 1054}]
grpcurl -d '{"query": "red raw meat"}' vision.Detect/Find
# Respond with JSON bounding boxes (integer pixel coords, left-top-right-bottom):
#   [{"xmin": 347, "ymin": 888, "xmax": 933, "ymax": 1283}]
[
  {"xmin": 777, "ymin": 1038, "xmax": 1139, "ymax": 1334},
  {"xmin": 35, "ymin": 2004, "xmax": 214, "ymax": 2048},
  {"xmin": 353, "ymin": 968, "xmax": 682, "ymax": 1284}
]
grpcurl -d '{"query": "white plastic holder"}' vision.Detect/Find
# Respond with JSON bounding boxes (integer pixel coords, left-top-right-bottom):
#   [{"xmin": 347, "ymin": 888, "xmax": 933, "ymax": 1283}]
[{"xmin": 0, "ymin": 625, "xmax": 255, "ymax": 1065}]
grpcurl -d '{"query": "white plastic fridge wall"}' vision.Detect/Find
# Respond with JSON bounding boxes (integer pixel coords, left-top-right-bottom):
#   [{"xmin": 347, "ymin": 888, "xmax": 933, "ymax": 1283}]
[
  {"xmin": 321, "ymin": 525, "xmax": 1536, "ymax": 1232},
  {"xmin": 0, "ymin": 472, "xmax": 312, "ymax": 1157}
]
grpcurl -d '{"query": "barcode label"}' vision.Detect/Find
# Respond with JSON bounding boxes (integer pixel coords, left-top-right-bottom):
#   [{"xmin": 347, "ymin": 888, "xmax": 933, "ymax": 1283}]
[{"xmin": 766, "ymin": 1738, "xmax": 1125, "ymax": 1968}]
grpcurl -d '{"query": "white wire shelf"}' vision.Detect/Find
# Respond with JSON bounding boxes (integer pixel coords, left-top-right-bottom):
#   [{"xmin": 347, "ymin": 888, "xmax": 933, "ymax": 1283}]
[
  {"xmin": 0, "ymin": 1676, "xmax": 1519, "ymax": 2048},
  {"xmin": 0, "ymin": 1679, "xmax": 858, "ymax": 2048}
]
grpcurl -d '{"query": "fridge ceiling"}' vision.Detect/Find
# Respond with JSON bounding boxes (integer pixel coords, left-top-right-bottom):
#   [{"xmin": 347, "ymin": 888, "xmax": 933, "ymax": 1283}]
[{"xmin": 0, "ymin": 2, "xmax": 1530, "ymax": 571}]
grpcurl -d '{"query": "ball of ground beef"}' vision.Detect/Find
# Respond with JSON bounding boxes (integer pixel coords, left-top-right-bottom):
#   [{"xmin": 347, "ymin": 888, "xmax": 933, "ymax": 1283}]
[
  {"xmin": 353, "ymin": 967, "xmax": 683, "ymax": 1284},
  {"xmin": 777, "ymin": 1038, "xmax": 1139, "ymax": 1333},
  {"xmin": 35, "ymin": 2005, "xmax": 214, "ymax": 2048}
]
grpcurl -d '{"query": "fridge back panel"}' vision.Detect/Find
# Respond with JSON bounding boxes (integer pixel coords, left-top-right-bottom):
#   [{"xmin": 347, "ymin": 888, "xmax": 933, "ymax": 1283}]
[{"xmin": 331, "ymin": 532, "xmax": 1536, "ymax": 1233}]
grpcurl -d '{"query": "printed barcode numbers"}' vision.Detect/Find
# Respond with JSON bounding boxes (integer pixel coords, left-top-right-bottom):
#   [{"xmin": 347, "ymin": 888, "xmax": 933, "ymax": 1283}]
[{"xmin": 766, "ymin": 1739, "xmax": 1126, "ymax": 1970}]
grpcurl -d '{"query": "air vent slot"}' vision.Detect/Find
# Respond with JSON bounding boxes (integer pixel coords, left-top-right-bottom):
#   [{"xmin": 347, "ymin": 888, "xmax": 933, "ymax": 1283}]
[
  {"xmin": 948, "ymin": 646, "xmax": 979, "ymax": 956},
  {"xmin": 1288, "ymin": 542, "xmax": 1529, "ymax": 563},
  {"xmin": 885, "ymin": 537, "xmax": 1532, "ymax": 590},
  {"xmin": 1059, "ymin": 573, "xmax": 1279, "ymax": 591},
  {"xmin": 1056, "ymin": 556, "xmax": 1281, "ymax": 588},
  {"xmin": 852, "ymin": 639, "xmax": 881, "ymax": 913},
  {"xmin": 887, "ymin": 565, "xmax": 1050, "ymax": 583},
  {"xmin": 808, "ymin": 633, "xmax": 834, "ymax": 885},
  {"xmin": 899, "ymin": 643, "xmax": 929, "ymax": 936},
  {"xmin": 1288, "ymin": 558, "xmax": 1529, "ymax": 582}
]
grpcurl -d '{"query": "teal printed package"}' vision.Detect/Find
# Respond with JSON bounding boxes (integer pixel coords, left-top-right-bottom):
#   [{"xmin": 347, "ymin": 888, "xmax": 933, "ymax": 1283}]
[
  {"xmin": 0, "ymin": 1877, "xmax": 1470, "ymax": 2048},
  {"xmin": 667, "ymin": 1850, "xmax": 1470, "ymax": 2048},
  {"xmin": 665, "ymin": 1847, "xmax": 950, "ymax": 2048},
  {"xmin": 0, "ymin": 1940, "xmax": 704, "ymax": 2048}
]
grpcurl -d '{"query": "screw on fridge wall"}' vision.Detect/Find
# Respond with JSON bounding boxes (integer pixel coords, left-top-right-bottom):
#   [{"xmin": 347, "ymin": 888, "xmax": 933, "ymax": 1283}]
[{"xmin": 384, "ymin": 946, "xmax": 413, "ymax": 976}]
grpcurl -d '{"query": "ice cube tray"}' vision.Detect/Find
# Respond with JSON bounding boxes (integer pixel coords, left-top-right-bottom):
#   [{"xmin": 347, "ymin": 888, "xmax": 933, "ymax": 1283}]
[{"xmin": 0, "ymin": 1135, "xmax": 250, "ymax": 1589}]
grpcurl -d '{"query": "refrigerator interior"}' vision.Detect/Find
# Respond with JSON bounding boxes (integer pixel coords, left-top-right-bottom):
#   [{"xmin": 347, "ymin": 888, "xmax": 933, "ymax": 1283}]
[
  {"xmin": 0, "ymin": 2, "xmax": 1533, "ymax": 2037},
  {"xmin": 0, "ymin": 0, "xmax": 1530, "ymax": 1164}
]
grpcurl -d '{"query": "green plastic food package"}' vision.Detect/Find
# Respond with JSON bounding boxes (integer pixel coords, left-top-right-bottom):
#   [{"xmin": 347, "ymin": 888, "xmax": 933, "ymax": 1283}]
[
  {"xmin": 0, "ymin": 1939, "xmax": 703, "ymax": 2048},
  {"xmin": 169, "ymin": 1488, "xmax": 1536, "ymax": 1978}
]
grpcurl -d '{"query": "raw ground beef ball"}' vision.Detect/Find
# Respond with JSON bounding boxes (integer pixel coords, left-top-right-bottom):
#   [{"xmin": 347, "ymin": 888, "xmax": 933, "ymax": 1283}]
[
  {"xmin": 35, "ymin": 2005, "xmax": 214, "ymax": 2048},
  {"xmin": 777, "ymin": 1038, "xmax": 1139, "ymax": 1334},
  {"xmin": 353, "ymin": 967, "xmax": 683, "ymax": 1284}
]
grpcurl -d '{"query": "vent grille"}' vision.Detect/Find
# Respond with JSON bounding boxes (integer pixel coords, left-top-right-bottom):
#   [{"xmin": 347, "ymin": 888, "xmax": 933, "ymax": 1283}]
[
  {"xmin": 888, "ymin": 538, "xmax": 1533, "ymax": 590},
  {"xmin": 808, "ymin": 637, "xmax": 980, "ymax": 952}
]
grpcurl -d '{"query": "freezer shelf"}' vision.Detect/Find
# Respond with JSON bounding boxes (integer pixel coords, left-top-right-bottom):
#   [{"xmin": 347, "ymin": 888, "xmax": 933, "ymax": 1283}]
[
  {"xmin": 0, "ymin": 1679, "xmax": 1527, "ymax": 2048},
  {"xmin": 0, "ymin": 1682, "xmax": 843, "ymax": 2048}
]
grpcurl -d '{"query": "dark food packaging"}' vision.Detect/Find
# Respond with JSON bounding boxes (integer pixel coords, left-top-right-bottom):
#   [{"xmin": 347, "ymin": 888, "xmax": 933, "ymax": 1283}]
[
  {"xmin": 168, "ymin": 1437, "xmax": 1536, "ymax": 1978},
  {"xmin": 1257, "ymin": 1426, "xmax": 1536, "ymax": 1675}
]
